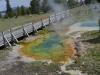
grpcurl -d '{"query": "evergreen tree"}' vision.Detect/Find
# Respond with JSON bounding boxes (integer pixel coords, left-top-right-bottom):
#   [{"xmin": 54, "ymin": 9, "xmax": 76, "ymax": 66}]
[
  {"xmin": 0, "ymin": 13, "xmax": 2, "ymax": 19},
  {"xmin": 21, "ymin": 5, "xmax": 26, "ymax": 15},
  {"xmin": 68, "ymin": 0, "xmax": 78, "ymax": 8},
  {"xmin": 30, "ymin": 0, "xmax": 41, "ymax": 14},
  {"xmin": 91, "ymin": 0, "xmax": 97, "ymax": 3},
  {"xmin": 84, "ymin": 0, "xmax": 91, "ymax": 4},
  {"xmin": 98, "ymin": 19, "xmax": 100, "ymax": 32},
  {"xmin": 5, "ymin": 0, "xmax": 13, "ymax": 18},
  {"xmin": 42, "ymin": 0, "xmax": 51, "ymax": 13},
  {"xmin": 13, "ymin": 11, "xmax": 18, "ymax": 18},
  {"xmin": 97, "ymin": 0, "xmax": 100, "ymax": 3},
  {"xmin": 3, "ymin": 14, "xmax": 8, "ymax": 19},
  {"xmin": 17, "ymin": 6, "xmax": 21, "ymax": 16},
  {"xmin": 26, "ymin": 8, "xmax": 31, "ymax": 15}
]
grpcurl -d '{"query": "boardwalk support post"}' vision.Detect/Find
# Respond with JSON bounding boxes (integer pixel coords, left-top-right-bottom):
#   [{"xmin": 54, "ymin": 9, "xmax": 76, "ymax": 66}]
[
  {"xmin": 41, "ymin": 19, "xmax": 46, "ymax": 29},
  {"xmin": 65, "ymin": 12, "xmax": 67, "ymax": 18},
  {"xmin": 60, "ymin": 13, "xmax": 62, "ymax": 20},
  {"xmin": 22, "ymin": 25, "xmax": 29, "ymax": 37},
  {"xmin": 55, "ymin": 14, "xmax": 59, "ymax": 22},
  {"xmin": 10, "ymin": 29, "xmax": 18, "ymax": 43},
  {"xmin": 55, "ymin": 14, "xmax": 57, "ymax": 22},
  {"xmin": 65, "ymin": 11, "xmax": 67, "ymax": 18},
  {"xmin": 2, "ymin": 32, "xmax": 11, "ymax": 47},
  {"xmin": 32, "ymin": 22, "xmax": 38, "ymax": 33},
  {"xmin": 49, "ymin": 17, "xmax": 51, "ymax": 25},
  {"xmin": 49, "ymin": 17, "xmax": 53, "ymax": 25}
]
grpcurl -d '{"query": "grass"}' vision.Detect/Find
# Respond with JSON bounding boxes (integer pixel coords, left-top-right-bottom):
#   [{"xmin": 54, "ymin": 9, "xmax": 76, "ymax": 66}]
[
  {"xmin": 0, "ymin": 61, "xmax": 71, "ymax": 75},
  {"xmin": 0, "ymin": 4, "xmax": 100, "ymax": 33},
  {"xmin": 0, "ymin": 12, "xmax": 54, "ymax": 32},
  {"xmin": 0, "ymin": 47, "xmax": 10, "ymax": 55},
  {"xmin": 0, "ymin": 3, "xmax": 100, "ymax": 33},
  {"xmin": 66, "ymin": 30, "xmax": 100, "ymax": 75},
  {"xmin": 0, "ymin": 4, "xmax": 100, "ymax": 74},
  {"xmin": 70, "ymin": 3, "xmax": 100, "ymax": 23},
  {"xmin": 37, "ymin": 27, "xmax": 50, "ymax": 34}
]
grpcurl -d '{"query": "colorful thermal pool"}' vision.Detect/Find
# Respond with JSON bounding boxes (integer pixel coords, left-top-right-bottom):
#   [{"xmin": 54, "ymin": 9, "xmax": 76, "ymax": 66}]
[
  {"xmin": 20, "ymin": 20, "xmax": 99, "ymax": 62},
  {"xmin": 20, "ymin": 33, "xmax": 74, "ymax": 62}
]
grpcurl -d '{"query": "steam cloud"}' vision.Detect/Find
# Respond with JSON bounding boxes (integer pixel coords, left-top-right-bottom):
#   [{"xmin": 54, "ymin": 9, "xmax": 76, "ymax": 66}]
[{"xmin": 48, "ymin": 0, "xmax": 67, "ymax": 12}]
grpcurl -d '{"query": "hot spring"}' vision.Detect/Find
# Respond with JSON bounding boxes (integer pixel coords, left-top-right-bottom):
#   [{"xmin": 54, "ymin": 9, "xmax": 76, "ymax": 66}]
[
  {"xmin": 20, "ymin": 32, "xmax": 74, "ymax": 62},
  {"xmin": 19, "ymin": 20, "xmax": 99, "ymax": 62}
]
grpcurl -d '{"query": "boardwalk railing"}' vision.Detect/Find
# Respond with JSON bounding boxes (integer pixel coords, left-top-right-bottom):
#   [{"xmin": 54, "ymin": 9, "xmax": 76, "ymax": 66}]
[
  {"xmin": 0, "ymin": 4, "xmax": 100, "ymax": 47},
  {"xmin": 0, "ymin": 10, "xmax": 71, "ymax": 47}
]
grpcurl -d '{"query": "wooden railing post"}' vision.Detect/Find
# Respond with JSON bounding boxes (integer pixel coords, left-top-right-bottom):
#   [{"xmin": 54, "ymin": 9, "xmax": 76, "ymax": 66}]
[
  {"xmin": 60, "ymin": 13, "xmax": 62, "ymax": 20},
  {"xmin": 65, "ymin": 11, "xmax": 67, "ymax": 18},
  {"xmin": 10, "ymin": 29, "xmax": 18, "ymax": 43},
  {"xmin": 41, "ymin": 19, "xmax": 46, "ymax": 29},
  {"xmin": 49, "ymin": 16, "xmax": 53, "ymax": 25},
  {"xmin": 55, "ymin": 14, "xmax": 59, "ymax": 22},
  {"xmin": 55, "ymin": 14, "xmax": 57, "ymax": 22},
  {"xmin": 41, "ymin": 19, "xmax": 44, "ymax": 28},
  {"xmin": 2, "ymin": 32, "xmax": 6, "ymax": 46},
  {"xmin": 22, "ymin": 25, "xmax": 29, "ymax": 37},
  {"xmin": 2, "ymin": 32, "xmax": 11, "ymax": 47},
  {"xmin": 32, "ymin": 22, "xmax": 35, "ymax": 32},
  {"xmin": 49, "ymin": 17, "xmax": 51, "ymax": 25},
  {"xmin": 32, "ymin": 22, "xmax": 38, "ymax": 33}
]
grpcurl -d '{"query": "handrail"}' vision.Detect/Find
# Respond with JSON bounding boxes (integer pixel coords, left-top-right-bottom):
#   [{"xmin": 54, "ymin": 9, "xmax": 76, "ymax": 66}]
[{"xmin": 0, "ymin": 4, "xmax": 99, "ymax": 47}]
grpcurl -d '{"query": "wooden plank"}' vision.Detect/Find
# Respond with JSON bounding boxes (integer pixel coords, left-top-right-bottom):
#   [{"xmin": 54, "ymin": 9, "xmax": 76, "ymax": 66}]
[{"xmin": 0, "ymin": 10, "xmax": 75, "ymax": 47}]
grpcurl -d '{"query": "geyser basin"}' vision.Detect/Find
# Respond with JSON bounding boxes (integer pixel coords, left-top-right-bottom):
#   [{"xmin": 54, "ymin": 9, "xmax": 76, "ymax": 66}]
[{"xmin": 20, "ymin": 33, "xmax": 74, "ymax": 62}]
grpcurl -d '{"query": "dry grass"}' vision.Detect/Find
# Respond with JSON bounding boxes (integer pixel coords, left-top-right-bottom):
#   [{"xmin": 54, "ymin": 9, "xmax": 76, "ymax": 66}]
[
  {"xmin": 66, "ymin": 30, "xmax": 100, "ymax": 75},
  {"xmin": 0, "ymin": 12, "xmax": 54, "ymax": 32},
  {"xmin": 0, "ymin": 3, "xmax": 100, "ymax": 32}
]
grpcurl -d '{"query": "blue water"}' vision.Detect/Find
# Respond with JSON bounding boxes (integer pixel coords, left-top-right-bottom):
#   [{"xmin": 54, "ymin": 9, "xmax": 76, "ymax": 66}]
[
  {"xmin": 31, "ymin": 34, "xmax": 66, "ymax": 54},
  {"xmin": 80, "ymin": 21, "xmax": 99, "ymax": 27}
]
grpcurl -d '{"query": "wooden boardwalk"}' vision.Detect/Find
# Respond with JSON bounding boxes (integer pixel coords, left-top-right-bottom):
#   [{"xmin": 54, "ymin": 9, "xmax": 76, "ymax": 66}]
[
  {"xmin": 0, "ymin": 4, "xmax": 99, "ymax": 47},
  {"xmin": 0, "ymin": 10, "xmax": 71, "ymax": 47}
]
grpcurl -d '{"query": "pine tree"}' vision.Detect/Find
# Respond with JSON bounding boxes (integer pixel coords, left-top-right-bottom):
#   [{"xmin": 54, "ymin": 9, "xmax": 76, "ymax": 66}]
[
  {"xmin": 13, "ymin": 11, "xmax": 18, "ymax": 18},
  {"xmin": 0, "ymin": 13, "xmax": 2, "ymax": 19},
  {"xmin": 17, "ymin": 6, "xmax": 21, "ymax": 16},
  {"xmin": 30, "ymin": 0, "xmax": 41, "ymax": 14},
  {"xmin": 97, "ymin": 0, "xmax": 100, "ymax": 3},
  {"xmin": 98, "ymin": 19, "xmax": 100, "ymax": 32},
  {"xmin": 4, "ymin": 14, "xmax": 8, "ymax": 19},
  {"xmin": 26, "ymin": 8, "xmax": 31, "ymax": 15},
  {"xmin": 5, "ymin": 0, "xmax": 13, "ymax": 18},
  {"xmin": 42, "ymin": 0, "xmax": 51, "ymax": 13},
  {"xmin": 84, "ymin": 0, "xmax": 91, "ymax": 4},
  {"xmin": 21, "ymin": 5, "xmax": 26, "ymax": 15},
  {"xmin": 68, "ymin": 0, "xmax": 77, "ymax": 8}
]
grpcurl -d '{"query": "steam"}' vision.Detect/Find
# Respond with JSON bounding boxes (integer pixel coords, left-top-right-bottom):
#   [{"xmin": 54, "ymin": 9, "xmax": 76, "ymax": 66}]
[
  {"xmin": 47, "ymin": 0, "xmax": 100, "ymax": 36},
  {"xmin": 47, "ymin": 0, "xmax": 69, "ymax": 35},
  {"xmin": 48, "ymin": 0, "xmax": 67, "ymax": 12}
]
